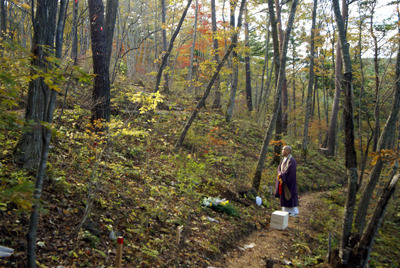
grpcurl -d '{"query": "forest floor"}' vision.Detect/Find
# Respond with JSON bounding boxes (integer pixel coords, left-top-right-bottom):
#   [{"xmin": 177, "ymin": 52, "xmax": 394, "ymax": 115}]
[
  {"xmin": 211, "ymin": 191, "xmax": 330, "ymax": 268},
  {"xmin": 1, "ymin": 90, "xmax": 400, "ymax": 267}
]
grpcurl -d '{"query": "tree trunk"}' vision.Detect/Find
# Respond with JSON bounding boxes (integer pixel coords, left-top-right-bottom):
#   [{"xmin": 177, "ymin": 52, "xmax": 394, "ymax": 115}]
[
  {"xmin": 326, "ymin": 0, "xmax": 347, "ymax": 157},
  {"xmin": 26, "ymin": 1, "xmax": 65, "ymax": 266},
  {"xmin": 349, "ymin": 165, "xmax": 399, "ymax": 268},
  {"xmin": 268, "ymin": 0, "xmax": 281, "ymax": 166},
  {"xmin": 331, "ymin": 0, "xmax": 358, "ymax": 266},
  {"xmin": 251, "ymin": 0, "xmax": 298, "ymax": 194},
  {"xmin": 0, "ymin": 0, "xmax": 6, "ymax": 44},
  {"xmin": 88, "ymin": 0, "xmax": 111, "ymax": 122},
  {"xmin": 354, "ymin": 24, "xmax": 400, "ymax": 235},
  {"xmin": 272, "ymin": 0, "xmax": 285, "ymax": 165},
  {"xmin": 276, "ymin": 0, "xmax": 288, "ymax": 134},
  {"xmin": 257, "ymin": 17, "xmax": 270, "ymax": 113},
  {"xmin": 71, "ymin": 0, "xmax": 79, "ymax": 65},
  {"xmin": 154, "ymin": 0, "xmax": 193, "ymax": 93},
  {"xmin": 302, "ymin": 0, "xmax": 318, "ymax": 159},
  {"xmin": 244, "ymin": 3, "xmax": 252, "ymax": 112},
  {"xmin": 225, "ymin": 0, "xmax": 239, "ymax": 122},
  {"xmin": 161, "ymin": 0, "xmax": 170, "ymax": 93},
  {"xmin": 105, "ymin": 0, "xmax": 119, "ymax": 69},
  {"xmin": 211, "ymin": 0, "xmax": 221, "ymax": 110},
  {"xmin": 357, "ymin": 1, "xmax": 367, "ymax": 188},
  {"xmin": 13, "ymin": 0, "xmax": 58, "ymax": 169},
  {"xmin": 370, "ymin": 0, "xmax": 380, "ymax": 152},
  {"xmin": 175, "ymin": 0, "xmax": 247, "ymax": 149},
  {"xmin": 187, "ymin": 0, "xmax": 198, "ymax": 93}
]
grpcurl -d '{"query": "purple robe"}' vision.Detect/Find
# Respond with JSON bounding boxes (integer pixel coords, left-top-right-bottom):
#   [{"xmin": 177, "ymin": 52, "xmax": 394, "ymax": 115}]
[{"xmin": 274, "ymin": 155, "xmax": 299, "ymax": 207}]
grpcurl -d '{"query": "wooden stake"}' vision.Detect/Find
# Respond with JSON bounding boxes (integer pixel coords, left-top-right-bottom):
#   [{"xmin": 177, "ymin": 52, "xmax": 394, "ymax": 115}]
[{"xmin": 116, "ymin": 236, "xmax": 123, "ymax": 268}]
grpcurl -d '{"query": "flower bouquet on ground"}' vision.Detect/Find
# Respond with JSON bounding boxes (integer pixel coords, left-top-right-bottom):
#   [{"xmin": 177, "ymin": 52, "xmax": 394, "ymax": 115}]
[{"xmin": 202, "ymin": 197, "xmax": 239, "ymax": 217}]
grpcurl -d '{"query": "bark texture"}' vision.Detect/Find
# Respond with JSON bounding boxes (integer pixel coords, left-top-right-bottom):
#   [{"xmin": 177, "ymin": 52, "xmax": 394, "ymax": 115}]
[
  {"xmin": 13, "ymin": 0, "xmax": 58, "ymax": 169},
  {"xmin": 105, "ymin": 0, "xmax": 119, "ymax": 68},
  {"xmin": 89, "ymin": 0, "xmax": 111, "ymax": 122},
  {"xmin": 332, "ymin": 0, "xmax": 358, "ymax": 265},
  {"xmin": 26, "ymin": 1, "xmax": 65, "ymax": 266}
]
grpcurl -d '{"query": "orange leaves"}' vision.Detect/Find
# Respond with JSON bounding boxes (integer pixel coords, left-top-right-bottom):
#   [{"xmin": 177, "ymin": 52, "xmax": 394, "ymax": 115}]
[
  {"xmin": 370, "ymin": 149, "xmax": 399, "ymax": 166},
  {"xmin": 269, "ymin": 139, "xmax": 285, "ymax": 147},
  {"xmin": 206, "ymin": 126, "xmax": 227, "ymax": 147}
]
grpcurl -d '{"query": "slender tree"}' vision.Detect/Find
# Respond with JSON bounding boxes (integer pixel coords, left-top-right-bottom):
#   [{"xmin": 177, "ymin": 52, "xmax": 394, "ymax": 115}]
[
  {"xmin": 154, "ymin": 0, "xmax": 193, "ymax": 93},
  {"xmin": 0, "ymin": 0, "xmax": 6, "ymax": 39},
  {"xmin": 257, "ymin": 15, "xmax": 270, "ymax": 113},
  {"xmin": 302, "ymin": 0, "xmax": 318, "ymax": 159},
  {"xmin": 251, "ymin": 0, "xmax": 298, "ymax": 194},
  {"xmin": 26, "ymin": 1, "xmax": 66, "ymax": 266},
  {"xmin": 175, "ymin": 0, "xmax": 247, "ymax": 149},
  {"xmin": 329, "ymin": 0, "xmax": 358, "ymax": 265},
  {"xmin": 326, "ymin": 0, "xmax": 347, "ymax": 157},
  {"xmin": 276, "ymin": 0, "xmax": 288, "ymax": 135},
  {"xmin": 187, "ymin": 0, "xmax": 198, "ymax": 93},
  {"xmin": 211, "ymin": 0, "xmax": 222, "ymax": 109},
  {"xmin": 225, "ymin": 0, "xmax": 239, "ymax": 122},
  {"xmin": 370, "ymin": 0, "xmax": 380, "ymax": 152},
  {"xmin": 161, "ymin": 0, "xmax": 170, "ymax": 93},
  {"xmin": 105, "ymin": 0, "xmax": 119, "ymax": 69},
  {"xmin": 244, "ymin": 2, "xmax": 253, "ymax": 111},
  {"xmin": 71, "ymin": 0, "xmax": 79, "ymax": 65},
  {"xmin": 354, "ymin": 26, "xmax": 400, "ymax": 236}
]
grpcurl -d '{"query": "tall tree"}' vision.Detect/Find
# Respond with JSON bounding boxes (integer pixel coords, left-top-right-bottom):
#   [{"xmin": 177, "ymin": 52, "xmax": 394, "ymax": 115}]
[
  {"xmin": 105, "ymin": 0, "xmax": 119, "ymax": 69},
  {"xmin": 154, "ymin": 0, "xmax": 193, "ymax": 93},
  {"xmin": 244, "ymin": 2, "xmax": 253, "ymax": 111},
  {"xmin": 13, "ymin": 0, "xmax": 58, "ymax": 169},
  {"xmin": 356, "ymin": 0, "xmax": 369, "ymax": 187},
  {"xmin": 71, "ymin": 0, "xmax": 79, "ymax": 65},
  {"xmin": 326, "ymin": 0, "xmax": 347, "ymax": 157},
  {"xmin": 225, "ymin": 0, "xmax": 239, "ymax": 122},
  {"xmin": 211, "ymin": 0, "xmax": 222, "ymax": 109},
  {"xmin": 175, "ymin": 0, "xmax": 247, "ymax": 149},
  {"xmin": 354, "ymin": 27, "xmax": 400, "ymax": 236},
  {"xmin": 187, "ymin": 0, "xmax": 198, "ymax": 93},
  {"xmin": 271, "ymin": 0, "xmax": 284, "ymax": 166},
  {"xmin": 161, "ymin": 0, "xmax": 170, "ymax": 93},
  {"xmin": 329, "ymin": 0, "xmax": 358, "ymax": 265},
  {"xmin": 88, "ymin": 0, "xmax": 111, "ymax": 122},
  {"xmin": 251, "ymin": 0, "xmax": 298, "ymax": 194},
  {"xmin": 302, "ymin": 0, "xmax": 318, "ymax": 159},
  {"xmin": 370, "ymin": 0, "xmax": 380, "ymax": 152},
  {"xmin": 26, "ymin": 1, "xmax": 66, "ymax": 266},
  {"xmin": 0, "ymin": 0, "xmax": 6, "ymax": 39},
  {"xmin": 257, "ymin": 14, "xmax": 270, "ymax": 113},
  {"xmin": 277, "ymin": 0, "xmax": 288, "ymax": 134}
]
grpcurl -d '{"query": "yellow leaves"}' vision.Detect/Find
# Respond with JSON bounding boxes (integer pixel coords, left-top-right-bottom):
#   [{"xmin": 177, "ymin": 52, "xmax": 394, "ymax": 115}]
[
  {"xmin": 128, "ymin": 91, "xmax": 164, "ymax": 114},
  {"xmin": 369, "ymin": 149, "xmax": 399, "ymax": 166},
  {"xmin": 11, "ymin": 0, "xmax": 31, "ymax": 9},
  {"xmin": 371, "ymin": 154, "xmax": 380, "ymax": 166}
]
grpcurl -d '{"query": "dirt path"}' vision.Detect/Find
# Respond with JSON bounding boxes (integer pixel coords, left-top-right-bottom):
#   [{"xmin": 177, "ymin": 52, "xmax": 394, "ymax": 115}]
[{"xmin": 212, "ymin": 192, "xmax": 329, "ymax": 267}]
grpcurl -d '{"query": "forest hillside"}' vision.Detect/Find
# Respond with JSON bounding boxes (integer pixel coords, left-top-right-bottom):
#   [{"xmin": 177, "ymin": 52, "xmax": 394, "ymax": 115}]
[
  {"xmin": 1, "ymin": 0, "xmax": 400, "ymax": 267},
  {"xmin": 1, "ymin": 91, "xmax": 400, "ymax": 266}
]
